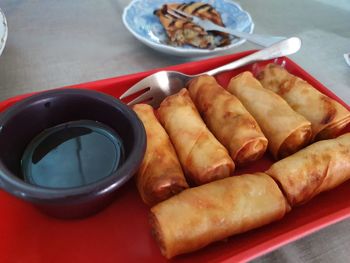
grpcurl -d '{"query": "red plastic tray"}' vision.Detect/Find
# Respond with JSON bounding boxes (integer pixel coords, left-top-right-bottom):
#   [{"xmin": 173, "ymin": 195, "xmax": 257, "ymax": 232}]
[{"xmin": 1, "ymin": 51, "xmax": 349, "ymax": 263}]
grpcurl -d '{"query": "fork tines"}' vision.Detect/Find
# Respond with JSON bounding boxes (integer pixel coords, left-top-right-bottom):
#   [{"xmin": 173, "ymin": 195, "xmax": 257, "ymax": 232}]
[
  {"xmin": 167, "ymin": 8, "xmax": 193, "ymax": 21},
  {"xmin": 169, "ymin": 8, "xmax": 193, "ymax": 19}
]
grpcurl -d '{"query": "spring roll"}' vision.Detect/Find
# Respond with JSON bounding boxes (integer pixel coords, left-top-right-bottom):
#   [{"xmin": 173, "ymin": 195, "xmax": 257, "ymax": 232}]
[
  {"xmin": 258, "ymin": 63, "xmax": 350, "ymax": 140},
  {"xmin": 266, "ymin": 132, "xmax": 350, "ymax": 207},
  {"xmin": 132, "ymin": 104, "xmax": 189, "ymax": 206},
  {"xmin": 188, "ymin": 75, "xmax": 268, "ymax": 166},
  {"xmin": 227, "ymin": 71, "xmax": 312, "ymax": 159},
  {"xmin": 157, "ymin": 88, "xmax": 235, "ymax": 185},
  {"xmin": 150, "ymin": 173, "xmax": 290, "ymax": 259}
]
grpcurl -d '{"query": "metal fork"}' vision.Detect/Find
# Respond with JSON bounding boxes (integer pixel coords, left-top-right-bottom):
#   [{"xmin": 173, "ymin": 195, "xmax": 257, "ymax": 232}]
[
  {"xmin": 168, "ymin": 8, "xmax": 286, "ymax": 48},
  {"xmin": 120, "ymin": 37, "xmax": 301, "ymax": 108}
]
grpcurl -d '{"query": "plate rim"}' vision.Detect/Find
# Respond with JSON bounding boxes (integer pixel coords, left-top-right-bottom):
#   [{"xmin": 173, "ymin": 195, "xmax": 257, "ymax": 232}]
[
  {"xmin": 122, "ymin": 0, "xmax": 254, "ymax": 56},
  {"xmin": 0, "ymin": 8, "xmax": 8, "ymax": 57},
  {"xmin": 0, "ymin": 52, "xmax": 349, "ymax": 262}
]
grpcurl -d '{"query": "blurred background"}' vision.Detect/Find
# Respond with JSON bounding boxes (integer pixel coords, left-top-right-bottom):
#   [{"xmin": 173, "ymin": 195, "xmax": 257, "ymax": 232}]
[{"xmin": 0, "ymin": 0, "xmax": 349, "ymax": 102}]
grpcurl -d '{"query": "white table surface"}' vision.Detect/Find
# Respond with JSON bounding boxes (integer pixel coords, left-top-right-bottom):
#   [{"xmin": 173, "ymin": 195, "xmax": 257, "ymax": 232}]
[{"xmin": 0, "ymin": 0, "xmax": 349, "ymax": 262}]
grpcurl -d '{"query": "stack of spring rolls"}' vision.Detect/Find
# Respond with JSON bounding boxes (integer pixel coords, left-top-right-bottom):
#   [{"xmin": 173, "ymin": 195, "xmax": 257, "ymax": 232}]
[{"xmin": 132, "ymin": 64, "xmax": 350, "ymax": 259}]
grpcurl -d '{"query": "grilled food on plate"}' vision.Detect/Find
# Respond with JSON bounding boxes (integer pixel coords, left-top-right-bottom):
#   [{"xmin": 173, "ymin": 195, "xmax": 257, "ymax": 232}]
[{"xmin": 154, "ymin": 2, "xmax": 230, "ymax": 49}]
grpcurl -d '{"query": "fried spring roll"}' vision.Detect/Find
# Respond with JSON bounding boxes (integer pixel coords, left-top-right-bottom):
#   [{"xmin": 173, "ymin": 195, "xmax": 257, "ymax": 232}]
[
  {"xmin": 227, "ymin": 71, "xmax": 312, "ymax": 159},
  {"xmin": 266, "ymin": 133, "xmax": 350, "ymax": 207},
  {"xmin": 150, "ymin": 173, "xmax": 290, "ymax": 259},
  {"xmin": 132, "ymin": 104, "xmax": 189, "ymax": 206},
  {"xmin": 188, "ymin": 75, "xmax": 268, "ymax": 166},
  {"xmin": 157, "ymin": 88, "xmax": 235, "ymax": 185},
  {"xmin": 258, "ymin": 63, "xmax": 350, "ymax": 140}
]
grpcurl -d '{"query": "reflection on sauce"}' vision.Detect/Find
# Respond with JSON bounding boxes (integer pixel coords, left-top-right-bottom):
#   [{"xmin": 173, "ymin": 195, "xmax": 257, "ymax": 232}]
[{"xmin": 21, "ymin": 120, "xmax": 124, "ymax": 188}]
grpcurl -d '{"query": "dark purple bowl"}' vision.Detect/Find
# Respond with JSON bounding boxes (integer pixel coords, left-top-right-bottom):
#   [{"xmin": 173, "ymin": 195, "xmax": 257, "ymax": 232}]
[{"xmin": 0, "ymin": 88, "xmax": 146, "ymax": 218}]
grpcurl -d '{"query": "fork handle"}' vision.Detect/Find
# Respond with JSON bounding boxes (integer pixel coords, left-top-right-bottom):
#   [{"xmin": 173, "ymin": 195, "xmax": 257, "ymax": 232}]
[
  {"xmin": 204, "ymin": 37, "xmax": 301, "ymax": 76},
  {"xmin": 210, "ymin": 24, "xmax": 286, "ymax": 47},
  {"xmin": 227, "ymin": 30, "xmax": 285, "ymax": 48}
]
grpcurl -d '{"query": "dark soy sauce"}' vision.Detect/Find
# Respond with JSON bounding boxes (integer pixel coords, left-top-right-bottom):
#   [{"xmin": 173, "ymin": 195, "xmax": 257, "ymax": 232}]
[{"xmin": 21, "ymin": 120, "xmax": 124, "ymax": 188}]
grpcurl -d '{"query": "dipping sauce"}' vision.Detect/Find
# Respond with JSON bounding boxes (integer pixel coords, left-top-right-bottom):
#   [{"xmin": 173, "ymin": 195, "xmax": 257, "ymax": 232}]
[{"xmin": 21, "ymin": 120, "xmax": 124, "ymax": 188}]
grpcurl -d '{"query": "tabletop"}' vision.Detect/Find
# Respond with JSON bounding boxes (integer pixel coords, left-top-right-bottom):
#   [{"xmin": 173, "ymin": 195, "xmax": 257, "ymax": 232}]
[{"xmin": 0, "ymin": 0, "xmax": 349, "ymax": 262}]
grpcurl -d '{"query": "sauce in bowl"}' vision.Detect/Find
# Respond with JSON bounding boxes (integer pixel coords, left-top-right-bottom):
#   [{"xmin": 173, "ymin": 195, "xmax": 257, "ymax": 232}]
[{"xmin": 21, "ymin": 120, "xmax": 124, "ymax": 188}]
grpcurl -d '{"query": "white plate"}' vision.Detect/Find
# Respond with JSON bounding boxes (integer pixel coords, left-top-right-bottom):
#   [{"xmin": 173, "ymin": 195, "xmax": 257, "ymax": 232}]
[
  {"xmin": 122, "ymin": 0, "xmax": 254, "ymax": 57},
  {"xmin": 0, "ymin": 8, "xmax": 8, "ymax": 57}
]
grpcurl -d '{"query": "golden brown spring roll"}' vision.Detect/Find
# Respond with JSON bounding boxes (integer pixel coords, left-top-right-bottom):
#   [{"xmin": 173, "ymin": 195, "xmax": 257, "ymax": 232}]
[
  {"xmin": 150, "ymin": 173, "xmax": 290, "ymax": 259},
  {"xmin": 227, "ymin": 71, "xmax": 312, "ymax": 160},
  {"xmin": 266, "ymin": 132, "xmax": 350, "ymax": 207},
  {"xmin": 132, "ymin": 104, "xmax": 189, "ymax": 206},
  {"xmin": 258, "ymin": 63, "xmax": 350, "ymax": 140},
  {"xmin": 188, "ymin": 75, "xmax": 268, "ymax": 166},
  {"xmin": 157, "ymin": 88, "xmax": 235, "ymax": 185}
]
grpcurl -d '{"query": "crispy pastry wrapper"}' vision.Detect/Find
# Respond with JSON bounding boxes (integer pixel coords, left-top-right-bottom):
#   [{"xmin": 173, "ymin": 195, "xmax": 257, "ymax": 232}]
[
  {"xmin": 150, "ymin": 173, "xmax": 290, "ymax": 259},
  {"xmin": 167, "ymin": 2, "xmax": 224, "ymax": 25},
  {"xmin": 188, "ymin": 75, "xmax": 268, "ymax": 166},
  {"xmin": 157, "ymin": 88, "xmax": 235, "ymax": 185},
  {"xmin": 132, "ymin": 104, "xmax": 189, "ymax": 206},
  {"xmin": 266, "ymin": 132, "xmax": 350, "ymax": 207},
  {"xmin": 258, "ymin": 63, "xmax": 350, "ymax": 140},
  {"xmin": 227, "ymin": 71, "xmax": 312, "ymax": 159}
]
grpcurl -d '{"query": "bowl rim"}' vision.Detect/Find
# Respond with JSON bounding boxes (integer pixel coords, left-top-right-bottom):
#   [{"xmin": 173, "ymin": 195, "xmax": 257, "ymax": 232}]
[
  {"xmin": 0, "ymin": 88, "xmax": 146, "ymax": 201},
  {"xmin": 0, "ymin": 8, "xmax": 8, "ymax": 57}
]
